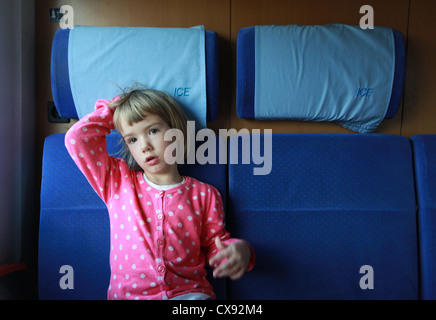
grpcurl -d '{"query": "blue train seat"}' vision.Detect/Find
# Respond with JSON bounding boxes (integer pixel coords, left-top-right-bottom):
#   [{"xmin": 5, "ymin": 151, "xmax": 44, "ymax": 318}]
[{"xmin": 227, "ymin": 133, "xmax": 418, "ymax": 299}]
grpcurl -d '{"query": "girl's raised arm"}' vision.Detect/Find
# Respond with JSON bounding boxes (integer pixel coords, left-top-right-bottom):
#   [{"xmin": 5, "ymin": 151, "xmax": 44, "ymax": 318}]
[{"xmin": 65, "ymin": 99, "xmax": 125, "ymax": 203}]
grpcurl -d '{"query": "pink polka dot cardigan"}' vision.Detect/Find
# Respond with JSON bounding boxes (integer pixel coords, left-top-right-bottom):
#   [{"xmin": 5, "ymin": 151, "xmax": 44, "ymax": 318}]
[{"xmin": 65, "ymin": 99, "xmax": 255, "ymax": 300}]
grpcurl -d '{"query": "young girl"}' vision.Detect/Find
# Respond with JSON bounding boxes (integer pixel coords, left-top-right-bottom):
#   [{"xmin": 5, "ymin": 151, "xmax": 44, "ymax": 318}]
[{"xmin": 65, "ymin": 87, "xmax": 255, "ymax": 300}]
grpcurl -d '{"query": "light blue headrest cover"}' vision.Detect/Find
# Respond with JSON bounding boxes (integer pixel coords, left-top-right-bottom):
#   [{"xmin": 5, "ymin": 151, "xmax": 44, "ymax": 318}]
[
  {"xmin": 68, "ymin": 25, "xmax": 207, "ymax": 128},
  {"xmin": 237, "ymin": 25, "xmax": 406, "ymax": 133}
]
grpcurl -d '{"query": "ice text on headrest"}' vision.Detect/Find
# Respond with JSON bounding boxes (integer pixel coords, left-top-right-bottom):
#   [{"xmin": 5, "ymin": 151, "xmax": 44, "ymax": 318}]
[
  {"xmin": 356, "ymin": 87, "xmax": 374, "ymax": 97},
  {"xmin": 174, "ymin": 87, "xmax": 191, "ymax": 97}
]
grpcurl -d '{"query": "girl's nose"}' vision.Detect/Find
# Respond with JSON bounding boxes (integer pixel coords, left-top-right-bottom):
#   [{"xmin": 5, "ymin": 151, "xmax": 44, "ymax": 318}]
[{"xmin": 142, "ymin": 141, "xmax": 152, "ymax": 153}]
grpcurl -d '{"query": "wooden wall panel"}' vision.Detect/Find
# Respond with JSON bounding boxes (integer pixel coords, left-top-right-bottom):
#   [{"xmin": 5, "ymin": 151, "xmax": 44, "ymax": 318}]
[
  {"xmin": 402, "ymin": 0, "xmax": 436, "ymax": 137},
  {"xmin": 230, "ymin": 0, "xmax": 410, "ymax": 134}
]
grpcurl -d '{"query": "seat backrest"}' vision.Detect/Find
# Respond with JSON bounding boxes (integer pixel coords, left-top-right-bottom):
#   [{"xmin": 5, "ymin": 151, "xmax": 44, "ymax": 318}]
[
  {"xmin": 227, "ymin": 133, "xmax": 418, "ymax": 299},
  {"xmin": 411, "ymin": 134, "xmax": 436, "ymax": 300},
  {"xmin": 39, "ymin": 133, "xmax": 112, "ymax": 299}
]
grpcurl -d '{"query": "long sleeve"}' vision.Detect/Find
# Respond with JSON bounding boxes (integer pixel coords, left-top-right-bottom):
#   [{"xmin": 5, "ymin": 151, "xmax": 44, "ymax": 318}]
[{"xmin": 65, "ymin": 99, "xmax": 125, "ymax": 203}]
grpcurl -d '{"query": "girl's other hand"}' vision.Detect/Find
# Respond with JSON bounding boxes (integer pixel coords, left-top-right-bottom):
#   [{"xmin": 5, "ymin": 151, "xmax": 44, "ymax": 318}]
[{"xmin": 209, "ymin": 237, "xmax": 251, "ymax": 280}]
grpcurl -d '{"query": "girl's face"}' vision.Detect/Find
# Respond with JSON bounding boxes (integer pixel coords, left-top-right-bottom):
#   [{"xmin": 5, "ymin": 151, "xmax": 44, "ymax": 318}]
[{"xmin": 118, "ymin": 112, "xmax": 180, "ymax": 185}]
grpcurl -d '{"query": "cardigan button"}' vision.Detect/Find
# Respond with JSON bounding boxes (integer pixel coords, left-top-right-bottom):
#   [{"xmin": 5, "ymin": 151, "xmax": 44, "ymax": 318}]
[{"xmin": 157, "ymin": 265, "xmax": 166, "ymax": 273}]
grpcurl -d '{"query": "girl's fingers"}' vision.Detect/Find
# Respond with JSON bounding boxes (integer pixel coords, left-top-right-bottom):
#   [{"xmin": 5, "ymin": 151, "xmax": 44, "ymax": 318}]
[
  {"xmin": 215, "ymin": 236, "xmax": 227, "ymax": 250},
  {"xmin": 213, "ymin": 255, "xmax": 245, "ymax": 279},
  {"xmin": 210, "ymin": 239, "xmax": 247, "ymax": 279},
  {"xmin": 209, "ymin": 237, "xmax": 229, "ymax": 266},
  {"xmin": 228, "ymin": 265, "xmax": 245, "ymax": 280}
]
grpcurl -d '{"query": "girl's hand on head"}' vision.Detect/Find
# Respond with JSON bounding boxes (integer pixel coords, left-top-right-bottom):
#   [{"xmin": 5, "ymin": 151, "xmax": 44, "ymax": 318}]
[
  {"xmin": 108, "ymin": 96, "xmax": 121, "ymax": 110},
  {"xmin": 209, "ymin": 237, "xmax": 251, "ymax": 280}
]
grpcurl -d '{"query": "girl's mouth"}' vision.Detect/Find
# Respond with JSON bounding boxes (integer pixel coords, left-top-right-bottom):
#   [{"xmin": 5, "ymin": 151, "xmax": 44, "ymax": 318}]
[{"xmin": 145, "ymin": 156, "xmax": 159, "ymax": 166}]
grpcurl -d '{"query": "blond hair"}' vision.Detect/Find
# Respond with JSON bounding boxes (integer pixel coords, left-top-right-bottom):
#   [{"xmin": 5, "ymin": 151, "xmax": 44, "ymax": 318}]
[{"xmin": 109, "ymin": 85, "xmax": 188, "ymax": 170}]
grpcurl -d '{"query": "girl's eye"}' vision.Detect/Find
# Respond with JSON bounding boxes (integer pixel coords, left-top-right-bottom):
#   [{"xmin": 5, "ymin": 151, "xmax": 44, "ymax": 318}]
[
  {"xmin": 149, "ymin": 128, "xmax": 159, "ymax": 135},
  {"xmin": 128, "ymin": 137, "xmax": 137, "ymax": 144}
]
